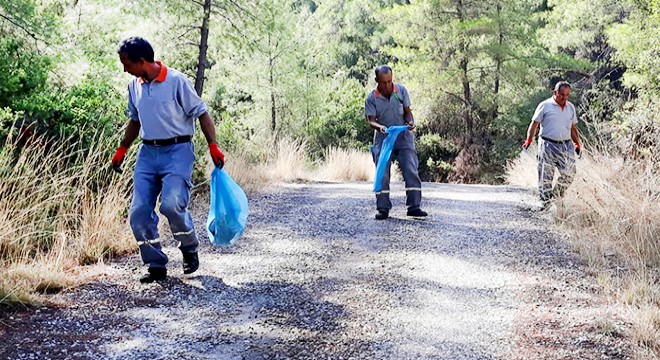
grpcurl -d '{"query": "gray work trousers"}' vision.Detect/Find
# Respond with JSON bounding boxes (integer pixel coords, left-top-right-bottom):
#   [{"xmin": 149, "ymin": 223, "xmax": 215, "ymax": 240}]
[
  {"xmin": 537, "ymin": 139, "xmax": 576, "ymax": 203},
  {"xmin": 130, "ymin": 143, "xmax": 198, "ymax": 268},
  {"xmin": 373, "ymin": 147, "xmax": 422, "ymax": 212}
]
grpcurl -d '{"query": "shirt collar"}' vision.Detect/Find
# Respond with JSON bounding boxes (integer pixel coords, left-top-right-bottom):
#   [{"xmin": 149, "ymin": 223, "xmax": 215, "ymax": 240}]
[
  {"xmin": 137, "ymin": 61, "xmax": 168, "ymax": 84},
  {"xmin": 375, "ymin": 84, "xmax": 399, "ymax": 98},
  {"xmin": 551, "ymin": 96, "xmax": 567, "ymax": 110}
]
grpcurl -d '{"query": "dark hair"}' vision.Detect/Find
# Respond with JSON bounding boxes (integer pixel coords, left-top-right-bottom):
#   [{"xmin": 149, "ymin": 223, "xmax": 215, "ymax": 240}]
[
  {"xmin": 375, "ymin": 65, "xmax": 392, "ymax": 78},
  {"xmin": 554, "ymin": 81, "xmax": 571, "ymax": 92},
  {"xmin": 117, "ymin": 37, "xmax": 154, "ymax": 63}
]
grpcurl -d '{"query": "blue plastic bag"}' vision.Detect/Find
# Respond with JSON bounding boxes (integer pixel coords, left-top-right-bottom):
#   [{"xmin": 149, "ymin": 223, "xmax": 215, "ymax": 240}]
[
  {"xmin": 373, "ymin": 125, "xmax": 409, "ymax": 192},
  {"xmin": 207, "ymin": 168, "xmax": 249, "ymax": 246}
]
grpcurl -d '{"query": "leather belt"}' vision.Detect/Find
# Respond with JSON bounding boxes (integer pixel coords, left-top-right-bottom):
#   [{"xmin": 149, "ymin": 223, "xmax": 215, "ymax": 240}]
[
  {"xmin": 142, "ymin": 135, "xmax": 192, "ymax": 146},
  {"xmin": 541, "ymin": 136, "xmax": 571, "ymax": 144}
]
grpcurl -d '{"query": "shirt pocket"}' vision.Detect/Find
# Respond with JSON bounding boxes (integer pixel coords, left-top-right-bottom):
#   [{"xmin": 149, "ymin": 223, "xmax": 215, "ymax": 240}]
[
  {"xmin": 157, "ymin": 97, "xmax": 181, "ymax": 119},
  {"xmin": 398, "ymin": 103, "xmax": 404, "ymax": 116}
]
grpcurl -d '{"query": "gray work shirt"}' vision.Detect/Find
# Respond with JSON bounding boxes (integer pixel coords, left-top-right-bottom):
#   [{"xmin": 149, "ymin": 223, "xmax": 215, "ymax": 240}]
[
  {"xmin": 365, "ymin": 84, "xmax": 415, "ymax": 150},
  {"xmin": 532, "ymin": 97, "xmax": 578, "ymax": 141},
  {"xmin": 127, "ymin": 63, "xmax": 208, "ymax": 140}
]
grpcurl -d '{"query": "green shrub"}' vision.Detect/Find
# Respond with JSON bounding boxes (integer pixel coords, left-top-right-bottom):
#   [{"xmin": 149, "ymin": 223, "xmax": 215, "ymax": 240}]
[
  {"xmin": 0, "ymin": 38, "xmax": 50, "ymax": 108},
  {"xmin": 416, "ymin": 133, "xmax": 459, "ymax": 182},
  {"xmin": 10, "ymin": 77, "xmax": 124, "ymax": 147},
  {"xmin": 307, "ymin": 79, "xmax": 372, "ymax": 156}
]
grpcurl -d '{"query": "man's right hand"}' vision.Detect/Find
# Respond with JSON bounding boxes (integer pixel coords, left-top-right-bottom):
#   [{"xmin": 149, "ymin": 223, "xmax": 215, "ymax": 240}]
[
  {"xmin": 379, "ymin": 125, "xmax": 387, "ymax": 134},
  {"xmin": 522, "ymin": 138, "xmax": 533, "ymax": 150},
  {"xmin": 111, "ymin": 146, "xmax": 128, "ymax": 173}
]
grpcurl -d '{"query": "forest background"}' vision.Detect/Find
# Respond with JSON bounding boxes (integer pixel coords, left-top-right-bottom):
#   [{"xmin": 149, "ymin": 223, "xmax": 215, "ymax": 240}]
[{"xmin": 1, "ymin": 0, "xmax": 659, "ymax": 355}]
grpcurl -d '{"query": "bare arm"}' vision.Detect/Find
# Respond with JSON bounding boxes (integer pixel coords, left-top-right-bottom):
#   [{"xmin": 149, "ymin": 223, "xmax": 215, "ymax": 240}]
[
  {"xmin": 198, "ymin": 112, "xmax": 217, "ymax": 145},
  {"xmin": 119, "ymin": 120, "xmax": 141, "ymax": 148},
  {"xmin": 526, "ymin": 121, "xmax": 539, "ymax": 141},
  {"xmin": 367, "ymin": 115, "xmax": 386, "ymax": 134},
  {"xmin": 404, "ymin": 106, "xmax": 414, "ymax": 130},
  {"xmin": 570, "ymin": 123, "xmax": 580, "ymax": 145}
]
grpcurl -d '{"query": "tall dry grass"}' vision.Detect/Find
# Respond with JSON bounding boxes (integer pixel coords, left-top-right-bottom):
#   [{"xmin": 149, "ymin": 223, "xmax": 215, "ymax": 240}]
[
  {"xmin": 0, "ymin": 134, "xmax": 393, "ymax": 305},
  {"xmin": 506, "ymin": 148, "xmax": 660, "ymax": 355},
  {"xmin": 220, "ymin": 139, "xmax": 379, "ymax": 192},
  {"xmin": 0, "ymin": 131, "xmax": 134, "ymax": 306},
  {"xmin": 314, "ymin": 147, "xmax": 375, "ymax": 182},
  {"xmin": 214, "ymin": 138, "xmax": 311, "ymax": 194}
]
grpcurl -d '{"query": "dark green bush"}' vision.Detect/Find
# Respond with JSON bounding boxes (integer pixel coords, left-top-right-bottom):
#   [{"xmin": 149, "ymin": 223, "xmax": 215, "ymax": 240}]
[{"xmin": 416, "ymin": 133, "xmax": 460, "ymax": 182}]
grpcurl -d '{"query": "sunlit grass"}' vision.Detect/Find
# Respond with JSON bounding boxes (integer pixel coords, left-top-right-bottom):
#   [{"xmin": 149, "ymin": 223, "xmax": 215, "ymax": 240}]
[
  {"xmin": 506, "ymin": 146, "xmax": 660, "ymax": 355},
  {"xmin": 2, "ymin": 134, "xmax": 399, "ymax": 305},
  {"xmin": 314, "ymin": 147, "xmax": 374, "ymax": 182},
  {"xmin": 0, "ymin": 131, "xmax": 134, "ymax": 306},
  {"xmin": 219, "ymin": 139, "xmax": 379, "ymax": 192}
]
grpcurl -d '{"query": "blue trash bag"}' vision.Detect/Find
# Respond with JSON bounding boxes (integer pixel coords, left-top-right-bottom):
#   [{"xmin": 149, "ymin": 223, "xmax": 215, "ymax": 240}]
[
  {"xmin": 373, "ymin": 125, "xmax": 409, "ymax": 192},
  {"xmin": 206, "ymin": 167, "xmax": 249, "ymax": 246}
]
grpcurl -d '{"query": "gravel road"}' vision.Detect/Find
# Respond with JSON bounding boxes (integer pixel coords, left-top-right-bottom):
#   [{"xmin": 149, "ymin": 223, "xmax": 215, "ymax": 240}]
[{"xmin": 0, "ymin": 182, "xmax": 634, "ymax": 359}]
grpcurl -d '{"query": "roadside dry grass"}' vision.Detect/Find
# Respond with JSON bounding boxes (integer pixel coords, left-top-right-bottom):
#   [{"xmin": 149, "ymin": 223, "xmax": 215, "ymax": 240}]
[
  {"xmin": 220, "ymin": 139, "xmax": 378, "ymax": 192},
  {"xmin": 506, "ymin": 146, "xmax": 660, "ymax": 357},
  {"xmin": 1, "ymin": 137, "xmax": 379, "ymax": 305},
  {"xmin": 0, "ymin": 132, "xmax": 134, "ymax": 306},
  {"xmin": 314, "ymin": 147, "xmax": 374, "ymax": 182}
]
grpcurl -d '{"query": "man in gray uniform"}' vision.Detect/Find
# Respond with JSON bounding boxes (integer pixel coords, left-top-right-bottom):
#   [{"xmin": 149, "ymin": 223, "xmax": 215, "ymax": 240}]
[
  {"xmin": 522, "ymin": 81, "xmax": 582, "ymax": 207},
  {"xmin": 111, "ymin": 37, "xmax": 226, "ymax": 283},
  {"xmin": 365, "ymin": 65, "xmax": 427, "ymax": 220}
]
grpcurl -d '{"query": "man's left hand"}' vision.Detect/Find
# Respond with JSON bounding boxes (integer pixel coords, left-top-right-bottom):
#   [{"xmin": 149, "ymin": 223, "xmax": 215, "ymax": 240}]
[
  {"xmin": 209, "ymin": 143, "xmax": 225, "ymax": 169},
  {"xmin": 111, "ymin": 146, "xmax": 128, "ymax": 173},
  {"xmin": 406, "ymin": 121, "xmax": 415, "ymax": 130},
  {"xmin": 574, "ymin": 143, "xmax": 582, "ymax": 158}
]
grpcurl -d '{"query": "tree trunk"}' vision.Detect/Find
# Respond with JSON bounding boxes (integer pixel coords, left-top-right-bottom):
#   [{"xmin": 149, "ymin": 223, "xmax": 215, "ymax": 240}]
[
  {"xmin": 457, "ymin": 0, "xmax": 473, "ymax": 143},
  {"xmin": 493, "ymin": 3, "xmax": 502, "ymax": 119},
  {"xmin": 269, "ymin": 33, "xmax": 277, "ymax": 133},
  {"xmin": 194, "ymin": 0, "xmax": 212, "ymax": 96},
  {"xmin": 270, "ymin": 59, "xmax": 276, "ymax": 133}
]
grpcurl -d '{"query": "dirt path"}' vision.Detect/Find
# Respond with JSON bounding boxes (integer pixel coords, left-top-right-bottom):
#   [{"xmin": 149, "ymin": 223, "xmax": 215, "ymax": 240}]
[{"xmin": 0, "ymin": 182, "xmax": 634, "ymax": 359}]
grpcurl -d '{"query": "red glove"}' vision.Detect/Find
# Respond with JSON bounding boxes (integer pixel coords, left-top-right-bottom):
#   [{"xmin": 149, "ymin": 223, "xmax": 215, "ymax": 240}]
[
  {"xmin": 209, "ymin": 143, "xmax": 225, "ymax": 169},
  {"xmin": 574, "ymin": 143, "xmax": 581, "ymax": 157},
  {"xmin": 111, "ymin": 146, "xmax": 128, "ymax": 173},
  {"xmin": 522, "ymin": 138, "xmax": 533, "ymax": 150}
]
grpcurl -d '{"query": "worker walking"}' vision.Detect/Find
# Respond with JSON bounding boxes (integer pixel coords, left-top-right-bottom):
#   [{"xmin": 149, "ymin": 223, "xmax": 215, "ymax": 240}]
[
  {"xmin": 365, "ymin": 65, "xmax": 427, "ymax": 220},
  {"xmin": 111, "ymin": 37, "xmax": 225, "ymax": 283},
  {"xmin": 522, "ymin": 80, "xmax": 582, "ymax": 208}
]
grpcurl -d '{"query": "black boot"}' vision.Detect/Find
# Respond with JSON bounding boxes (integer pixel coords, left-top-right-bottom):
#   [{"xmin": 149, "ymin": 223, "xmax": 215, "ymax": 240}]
[
  {"xmin": 375, "ymin": 210, "xmax": 389, "ymax": 220},
  {"xmin": 406, "ymin": 209, "xmax": 428, "ymax": 217},
  {"xmin": 140, "ymin": 267, "xmax": 167, "ymax": 283},
  {"xmin": 182, "ymin": 251, "xmax": 199, "ymax": 274}
]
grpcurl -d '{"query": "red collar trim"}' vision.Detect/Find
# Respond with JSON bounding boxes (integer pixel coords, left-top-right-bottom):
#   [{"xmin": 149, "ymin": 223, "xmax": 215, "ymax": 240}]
[
  {"xmin": 137, "ymin": 61, "xmax": 168, "ymax": 84},
  {"xmin": 375, "ymin": 84, "xmax": 399, "ymax": 98}
]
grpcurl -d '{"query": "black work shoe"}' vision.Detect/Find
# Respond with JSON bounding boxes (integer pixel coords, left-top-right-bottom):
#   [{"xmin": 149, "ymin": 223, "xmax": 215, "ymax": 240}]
[
  {"xmin": 139, "ymin": 267, "xmax": 167, "ymax": 283},
  {"xmin": 182, "ymin": 251, "xmax": 199, "ymax": 274},
  {"xmin": 407, "ymin": 209, "xmax": 428, "ymax": 217},
  {"xmin": 375, "ymin": 211, "xmax": 389, "ymax": 220}
]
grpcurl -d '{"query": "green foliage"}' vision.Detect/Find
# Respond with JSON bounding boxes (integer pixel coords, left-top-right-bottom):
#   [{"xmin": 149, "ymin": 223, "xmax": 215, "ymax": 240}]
[
  {"xmin": 0, "ymin": 39, "xmax": 50, "ymax": 108},
  {"xmin": 416, "ymin": 133, "xmax": 460, "ymax": 182},
  {"xmin": 307, "ymin": 79, "xmax": 372, "ymax": 156},
  {"xmin": 1, "ymin": 0, "xmax": 658, "ymax": 186},
  {"xmin": 539, "ymin": 0, "xmax": 631, "ymax": 56},
  {"xmin": 0, "ymin": 0, "xmax": 58, "ymax": 41},
  {"xmin": 11, "ymin": 78, "xmax": 124, "ymax": 146},
  {"xmin": 608, "ymin": 1, "xmax": 660, "ymax": 93},
  {"xmin": 0, "ymin": 107, "xmax": 21, "ymax": 140}
]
